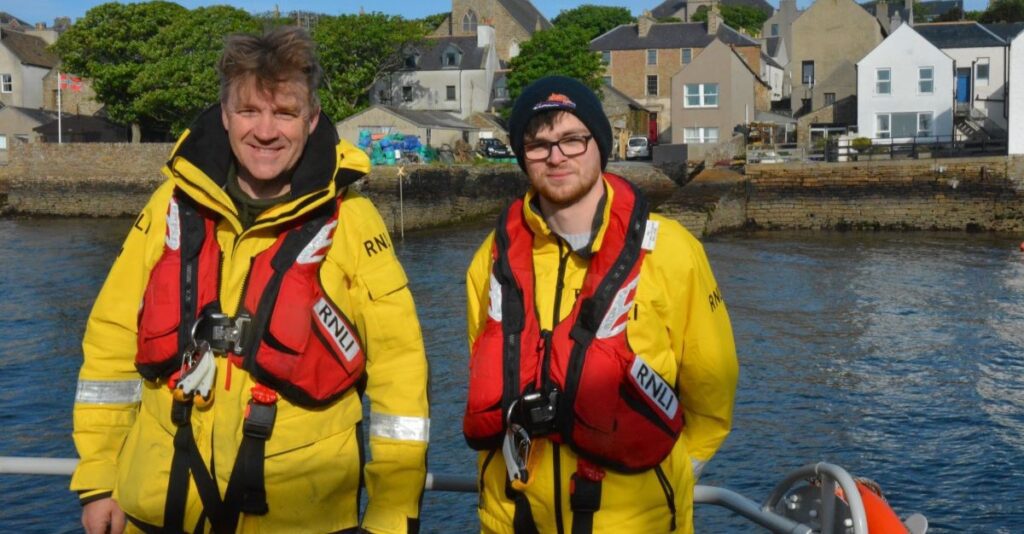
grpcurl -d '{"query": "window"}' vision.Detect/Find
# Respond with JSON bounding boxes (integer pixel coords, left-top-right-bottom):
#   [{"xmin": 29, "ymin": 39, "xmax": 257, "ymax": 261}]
[
  {"xmin": 824, "ymin": 92, "xmax": 836, "ymax": 106},
  {"xmin": 684, "ymin": 83, "xmax": 719, "ymax": 107},
  {"xmin": 647, "ymin": 75, "xmax": 658, "ymax": 96},
  {"xmin": 462, "ymin": 10, "xmax": 477, "ymax": 33},
  {"xmin": 771, "ymin": 24, "xmax": 779, "ymax": 36},
  {"xmin": 442, "ymin": 45, "xmax": 461, "ymax": 67},
  {"xmin": 603, "ymin": 76, "xmax": 612, "ymax": 86},
  {"xmin": 919, "ymin": 67, "xmax": 934, "ymax": 94},
  {"xmin": 0, "ymin": 134, "xmax": 6, "ymax": 150},
  {"xmin": 876, "ymin": 68, "xmax": 891, "ymax": 95},
  {"xmin": 918, "ymin": 112, "xmax": 933, "ymax": 136},
  {"xmin": 801, "ymin": 61, "xmax": 814, "ymax": 85},
  {"xmin": 877, "ymin": 114, "xmax": 891, "ymax": 138},
  {"xmin": 446, "ymin": 85, "xmax": 456, "ymax": 101},
  {"xmin": 402, "ymin": 86, "xmax": 413, "ymax": 102},
  {"xmin": 647, "ymin": 49, "xmax": 657, "ymax": 65},
  {"xmin": 404, "ymin": 53, "xmax": 419, "ymax": 69},
  {"xmin": 976, "ymin": 58, "xmax": 990, "ymax": 85},
  {"xmin": 681, "ymin": 48, "xmax": 692, "ymax": 64},
  {"xmin": 377, "ymin": 89, "xmax": 390, "ymax": 104},
  {"xmin": 683, "ymin": 127, "xmax": 719, "ymax": 144},
  {"xmin": 0, "ymin": 74, "xmax": 11, "ymax": 93},
  {"xmin": 601, "ymin": 51, "xmax": 611, "ymax": 65}
]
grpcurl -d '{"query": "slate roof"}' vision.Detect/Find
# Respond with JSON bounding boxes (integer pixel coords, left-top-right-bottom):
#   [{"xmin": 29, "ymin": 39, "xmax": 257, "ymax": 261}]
[
  {"xmin": 859, "ymin": 1, "xmax": 910, "ymax": 23},
  {"xmin": 651, "ymin": 0, "xmax": 773, "ymax": 19},
  {"xmin": 761, "ymin": 51, "xmax": 782, "ymax": 69},
  {"xmin": 984, "ymin": 22, "xmax": 1024, "ymax": 41},
  {"xmin": 408, "ymin": 36, "xmax": 487, "ymax": 71},
  {"xmin": 916, "ymin": 22, "xmax": 1007, "ymax": 48},
  {"xmin": 6, "ymin": 105, "xmax": 58, "ymax": 125},
  {"xmin": 602, "ymin": 82, "xmax": 647, "ymax": 110},
  {"xmin": 0, "ymin": 29, "xmax": 58, "ymax": 68},
  {"xmin": 590, "ymin": 21, "xmax": 759, "ymax": 51},
  {"xmin": 0, "ymin": 12, "xmax": 31, "ymax": 28},
  {"xmin": 497, "ymin": 0, "xmax": 551, "ymax": 33},
  {"xmin": 384, "ymin": 107, "xmax": 478, "ymax": 130}
]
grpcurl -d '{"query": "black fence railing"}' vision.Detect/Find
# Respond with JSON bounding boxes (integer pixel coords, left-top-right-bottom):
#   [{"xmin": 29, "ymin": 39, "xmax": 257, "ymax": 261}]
[{"xmin": 824, "ymin": 135, "xmax": 1007, "ymax": 162}]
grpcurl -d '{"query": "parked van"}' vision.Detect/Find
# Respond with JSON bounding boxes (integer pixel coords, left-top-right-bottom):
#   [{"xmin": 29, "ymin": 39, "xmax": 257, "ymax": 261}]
[{"xmin": 626, "ymin": 136, "xmax": 651, "ymax": 160}]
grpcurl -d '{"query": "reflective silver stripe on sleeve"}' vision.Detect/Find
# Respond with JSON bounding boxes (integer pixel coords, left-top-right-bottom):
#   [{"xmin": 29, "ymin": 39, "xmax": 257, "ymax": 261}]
[
  {"xmin": 75, "ymin": 379, "xmax": 142, "ymax": 404},
  {"xmin": 370, "ymin": 413, "xmax": 430, "ymax": 442}
]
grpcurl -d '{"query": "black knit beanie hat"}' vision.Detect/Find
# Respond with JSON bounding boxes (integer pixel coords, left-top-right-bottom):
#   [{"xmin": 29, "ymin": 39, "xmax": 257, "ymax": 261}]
[{"xmin": 508, "ymin": 75, "xmax": 612, "ymax": 172}]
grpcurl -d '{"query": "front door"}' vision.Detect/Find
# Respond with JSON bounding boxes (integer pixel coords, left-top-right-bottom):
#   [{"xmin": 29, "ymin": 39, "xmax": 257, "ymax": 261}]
[
  {"xmin": 956, "ymin": 68, "xmax": 971, "ymax": 103},
  {"xmin": 648, "ymin": 112, "xmax": 658, "ymax": 143}
]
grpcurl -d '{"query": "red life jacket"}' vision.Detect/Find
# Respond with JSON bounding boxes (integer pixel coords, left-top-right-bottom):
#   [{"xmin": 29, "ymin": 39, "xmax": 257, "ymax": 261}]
[
  {"xmin": 463, "ymin": 174, "xmax": 684, "ymax": 472},
  {"xmin": 135, "ymin": 193, "xmax": 366, "ymax": 407}
]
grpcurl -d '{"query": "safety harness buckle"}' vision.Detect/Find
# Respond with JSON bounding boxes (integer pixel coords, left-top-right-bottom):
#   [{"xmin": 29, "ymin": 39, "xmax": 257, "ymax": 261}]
[
  {"xmin": 191, "ymin": 311, "xmax": 252, "ymax": 356},
  {"xmin": 243, "ymin": 386, "xmax": 278, "ymax": 440},
  {"xmin": 510, "ymin": 389, "xmax": 560, "ymax": 437}
]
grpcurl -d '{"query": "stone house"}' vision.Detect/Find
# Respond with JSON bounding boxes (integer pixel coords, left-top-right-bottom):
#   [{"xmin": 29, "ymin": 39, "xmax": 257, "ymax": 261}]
[
  {"xmin": 856, "ymin": 24, "xmax": 954, "ymax": 141},
  {"xmin": 670, "ymin": 39, "xmax": 772, "ymax": 159},
  {"xmin": 916, "ymin": 22, "xmax": 1013, "ymax": 139},
  {"xmin": 600, "ymin": 83, "xmax": 652, "ymax": 160},
  {"xmin": 431, "ymin": 0, "xmax": 550, "ymax": 63},
  {"xmin": 590, "ymin": 9, "xmax": 761, "ymax": 143},
  {"xmin": 372, "ymin": 26, "xmax": 499, "ymax": 120},
  {"xmin": 650, "ymin": 0, "xmax": 773, "ymax": 23},
  {"xmin": 787, "ymin": 0, "xmax": 885, "ymax": 117},
  {"xmin": 41, "ymin": 68, "xmax": 102, "ymax": 116},
  {"xmin": 0, "ymin": 26, "xmax": 58, "ymax": 109},
  {"xmin": 0, "ymin": 105, "xmax": 56, "ymax": 164}
]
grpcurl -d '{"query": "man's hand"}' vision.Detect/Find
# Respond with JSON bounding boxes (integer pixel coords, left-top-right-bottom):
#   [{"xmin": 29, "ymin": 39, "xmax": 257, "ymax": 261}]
[{"xmin": 82, "ymin": 497, "xmax": 126, "ymax": 534}]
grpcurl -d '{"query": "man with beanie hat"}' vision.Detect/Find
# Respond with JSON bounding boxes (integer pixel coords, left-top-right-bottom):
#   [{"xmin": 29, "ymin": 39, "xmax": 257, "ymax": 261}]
[{"xmin": 463, "ymin": 75, "xmax": 738, "ymax": 533}]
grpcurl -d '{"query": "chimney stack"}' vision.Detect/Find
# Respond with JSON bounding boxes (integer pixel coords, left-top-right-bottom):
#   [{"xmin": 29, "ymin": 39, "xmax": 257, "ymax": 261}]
[
  {"xmin": 638, "ymin": 10, "xmax": 655, "ymax": 38},
  {"xmin": 707, "ymin": 2, "xmax": 722, "ymax": 35}
]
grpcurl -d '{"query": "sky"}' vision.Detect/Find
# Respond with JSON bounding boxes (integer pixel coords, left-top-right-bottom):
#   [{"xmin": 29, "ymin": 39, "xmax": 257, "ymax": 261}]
[{"xmin": 6, "ymin": 0, "xmax": 994, "ymax": 28}]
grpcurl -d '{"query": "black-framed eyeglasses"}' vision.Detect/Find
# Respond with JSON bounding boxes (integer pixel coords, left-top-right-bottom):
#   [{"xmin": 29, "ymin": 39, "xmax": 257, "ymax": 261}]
[{"xmin": 522, "ymin": 135, "xmax": 593, "ymax": 161}]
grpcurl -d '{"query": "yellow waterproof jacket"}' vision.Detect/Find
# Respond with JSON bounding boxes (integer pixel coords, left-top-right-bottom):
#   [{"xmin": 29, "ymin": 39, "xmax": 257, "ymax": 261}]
[
  {"xmin": 466, "ymin": 179, "xmax": 738, "ymax": 534},
  {"xmin": 71, "ymin": 107, "xmax": 429, "ymax": 533}
]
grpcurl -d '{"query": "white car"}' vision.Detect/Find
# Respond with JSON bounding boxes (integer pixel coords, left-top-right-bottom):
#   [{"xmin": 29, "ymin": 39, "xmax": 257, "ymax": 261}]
[{"xmin": 626, "ymin": 136, "xmax": 650, "ymax": 160}]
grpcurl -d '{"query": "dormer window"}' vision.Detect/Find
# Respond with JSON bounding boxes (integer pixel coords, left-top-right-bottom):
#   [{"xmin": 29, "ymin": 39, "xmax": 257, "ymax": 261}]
[
  {"xmin": 443, "ymin": 45, "xmax": 462, "ymax": 68},
  {"xmin": 462, "ymin": 10, "xmax": 478, "ymax": 33},
  {"xmin": 404, "ymin": 51, "xmax": 420, "ymax": 69}
]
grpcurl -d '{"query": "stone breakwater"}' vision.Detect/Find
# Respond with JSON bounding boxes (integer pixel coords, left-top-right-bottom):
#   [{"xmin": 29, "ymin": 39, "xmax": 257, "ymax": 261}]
[{"xmin": 3, "ymin": 143, "xmax": 1024, "ymax": 235}]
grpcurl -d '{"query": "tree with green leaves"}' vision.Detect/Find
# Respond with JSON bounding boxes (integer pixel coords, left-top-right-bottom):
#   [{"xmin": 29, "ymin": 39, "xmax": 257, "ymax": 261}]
[
  {"xmin": 551, "ymin": 4, "xmax": 634, "ymax": 40},
  {"xmin": 313, "ymin": 13, "xmax": 427, "ymax": 121},
  {"xmin": 131, "ymin": 6, "xmax": 260, "ymax": 135},
  {"xmin": 980, "ymin": 0, "xmax": 1024, "ymax": 22},
  {"xmin": 420, "ymin": 12, "xmax": 449, "ymax": 33},
  {"xmin": 52, "ymin": 1, "xmax": 187, "ymax": 141},
  {"xmin": 692, "ymin": 5, "xmax": 769, "ymax": 37},
  {"xmin": 506, "ymin": 26, "xmax": 604, "ymax": 105}
]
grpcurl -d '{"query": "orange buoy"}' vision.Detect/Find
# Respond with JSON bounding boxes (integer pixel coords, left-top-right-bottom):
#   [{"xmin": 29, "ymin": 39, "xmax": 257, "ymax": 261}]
[{"xmin": 838, "ymin": 480, "xmax": 908, "ymax": 534}]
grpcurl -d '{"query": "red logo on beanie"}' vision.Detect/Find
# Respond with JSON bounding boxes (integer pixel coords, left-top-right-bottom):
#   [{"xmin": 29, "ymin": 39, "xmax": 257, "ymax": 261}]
[{"xmin": 532, "ymin": 93, "xmax": 577, "ymax": 112}]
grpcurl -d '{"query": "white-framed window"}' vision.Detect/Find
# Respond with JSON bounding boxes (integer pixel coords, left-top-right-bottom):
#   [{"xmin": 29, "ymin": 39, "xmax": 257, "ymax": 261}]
[
  {"xmin": 681, "ymin": 48, "xmax": 692, "ymax": 64},
  {"xmin": 601, "ymin": 51, "xmax": 611, "ymax": 65},
  {"xmin": 877, "ymin": 114, "xmax": 891, "ymax": 138},
  {"xmin": 647, "ymin": 49, "xmax": 658, "ymax": 65},
  {"xmin": 683, "ymin": 127, "xmax": 719, "ymax": 144},
  {"xmin": 684, "ymin": 83, "xmax": 719, "ymax": 107},
  {"xmin": 877, "ymin": 112, "xmax": 934, "ymax": 138},
  {"xmin": 976, "ymin": 58, "xmax": 990, "ymax": 85},
  {"xmin": 0, "ymin": 74, "xmax": 11, "ymax": 93},
  {"xmin": 446, "ymin": 85, "xmax": 456, "ymax": 101},
  {"xmin": 876, "ymin": 68, "xmax": 891, "ymax": 95},
  {"xmin": 918, "ymin": 67, "xmax": 934, "ymax": 94},
  {"xmin": 918, "ymin": 112, "xmax": 933, "ymax": 136},
  {"xmin": 462, "ymin": 10, "xmax": 478, "ymax": 33},
  {"xmin": 647, "ymin": 75, "xmax": 658, "ymax": 96},
  {"xmin": 0, "ymin": 134, "xmax": 7, "ymax": 150}
]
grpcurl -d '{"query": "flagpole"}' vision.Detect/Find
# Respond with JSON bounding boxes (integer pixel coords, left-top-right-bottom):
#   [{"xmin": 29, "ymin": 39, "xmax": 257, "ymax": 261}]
[{"xmin": 57, "ymin": 71, "xmax": 63, "ymax": 145}]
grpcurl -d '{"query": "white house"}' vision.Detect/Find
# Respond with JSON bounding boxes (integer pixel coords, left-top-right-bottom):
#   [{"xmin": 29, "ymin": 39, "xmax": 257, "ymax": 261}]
[
  {"xmin": 0, "ymin": 27, "xmax": 58, "ymax": 109},
  {"xmin": 916, "ymin": 22, "xmax": 1009, "ymax": 138},
  {"xmin": 1010, "ymin": 31, "xmax": 1024, "ymax": 154},
  {"xmin": 371, "ymin": 25, "xmax": 499, "ymax": 120},
  {"xmin": 857, "ymin": 24, "xmax": 954, "ymax": 141}
]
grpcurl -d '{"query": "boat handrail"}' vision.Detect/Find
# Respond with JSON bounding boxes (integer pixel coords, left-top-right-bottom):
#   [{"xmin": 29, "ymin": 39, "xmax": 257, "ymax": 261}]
[{"xmin": 0, "ymin": 455, "xmax": 816, "ymax": 534}]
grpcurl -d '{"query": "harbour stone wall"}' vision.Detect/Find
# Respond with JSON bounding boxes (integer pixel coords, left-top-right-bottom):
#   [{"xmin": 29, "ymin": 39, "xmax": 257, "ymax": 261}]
[{"xmin": 3, "ymin": 143, "xmax": 1024, "ymax": 235}]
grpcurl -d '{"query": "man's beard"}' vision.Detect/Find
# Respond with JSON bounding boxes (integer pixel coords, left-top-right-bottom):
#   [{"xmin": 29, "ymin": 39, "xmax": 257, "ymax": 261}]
[{"xmin": 531, "ymin": 170, "xmax": 599, "ymax": 207}]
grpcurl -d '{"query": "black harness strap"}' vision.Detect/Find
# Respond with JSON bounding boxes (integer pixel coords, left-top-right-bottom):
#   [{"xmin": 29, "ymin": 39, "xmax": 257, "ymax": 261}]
[{"xmin": 161, "ymin": 198, "xmax": 333, "ymax": 531}]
